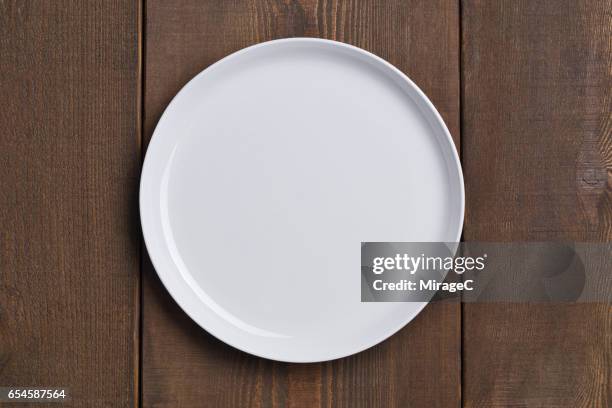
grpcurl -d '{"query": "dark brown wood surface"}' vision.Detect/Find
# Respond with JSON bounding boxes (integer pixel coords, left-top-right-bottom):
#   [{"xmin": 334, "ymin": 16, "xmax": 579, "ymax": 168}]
[
  {"xmin": 0, "ymin": 1, "xmax": 141, "ymax": 407},
  {"xmin": 1, "ymin": 0, "xmax": 611, "ymax": 406},
  {"xmin": 142, "ymin": 1, "xmax": 460, "ymax": 407},
  {"xmin": 462, "ymin": 0, "xmax": 612, "ymax": 407}
]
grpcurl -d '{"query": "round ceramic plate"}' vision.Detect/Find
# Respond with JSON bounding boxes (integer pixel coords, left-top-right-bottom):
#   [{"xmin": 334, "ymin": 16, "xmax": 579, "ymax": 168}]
[{"xmin": 140, "ymin": 38, "xmax": 464, "ymax": 362}]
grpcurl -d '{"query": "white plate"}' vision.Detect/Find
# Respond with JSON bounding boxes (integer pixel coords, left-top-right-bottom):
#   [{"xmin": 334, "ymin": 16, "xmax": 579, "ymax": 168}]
[{"xmin": 140, "ymin": 38, "xmax": 464, "ymax": 362}]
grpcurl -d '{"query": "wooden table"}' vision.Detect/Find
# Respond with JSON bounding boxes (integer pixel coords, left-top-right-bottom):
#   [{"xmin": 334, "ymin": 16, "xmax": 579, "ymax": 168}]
[{"xmin": 1, "ymin": 1, "xmax": 610, "ymax": 406}]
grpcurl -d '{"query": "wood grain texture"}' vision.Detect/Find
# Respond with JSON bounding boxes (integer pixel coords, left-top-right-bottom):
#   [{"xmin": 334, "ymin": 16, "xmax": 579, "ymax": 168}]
[
  {"xmin": 462, "ymin": 0, "xmax": 612, "ymax": 406},
  {"xmin": 142, "ymin": 1, "xmax": 460, "ymax": 407},
  {"xmin": 0, "ymin": 1, "xmax": 140, "ymax": 406}
]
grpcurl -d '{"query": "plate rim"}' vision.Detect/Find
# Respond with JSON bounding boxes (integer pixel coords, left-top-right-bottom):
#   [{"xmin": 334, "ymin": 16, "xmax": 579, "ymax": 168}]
[{"xmin": 140, "ymin": 37, "xmax": 465, "ymax": 363}]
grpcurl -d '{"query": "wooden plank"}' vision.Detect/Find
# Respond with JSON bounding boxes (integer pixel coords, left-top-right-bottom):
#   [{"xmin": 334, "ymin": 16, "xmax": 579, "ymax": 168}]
[
  {"xmin": 0, "ymin": 1, "xmax": 140, "ymax": 406},
  {"xmin": 142, "ymin": 1, "xmax": 460, "ymax": 407},
  {"xmin": 462, "ymin": 0, "xmax": 612, "ymax": 406}
]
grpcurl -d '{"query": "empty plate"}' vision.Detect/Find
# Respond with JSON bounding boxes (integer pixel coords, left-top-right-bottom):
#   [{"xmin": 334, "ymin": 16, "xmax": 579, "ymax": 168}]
[{"xmin": 140, "ymin": 38, "xmax": 464, "ymax": 362}]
